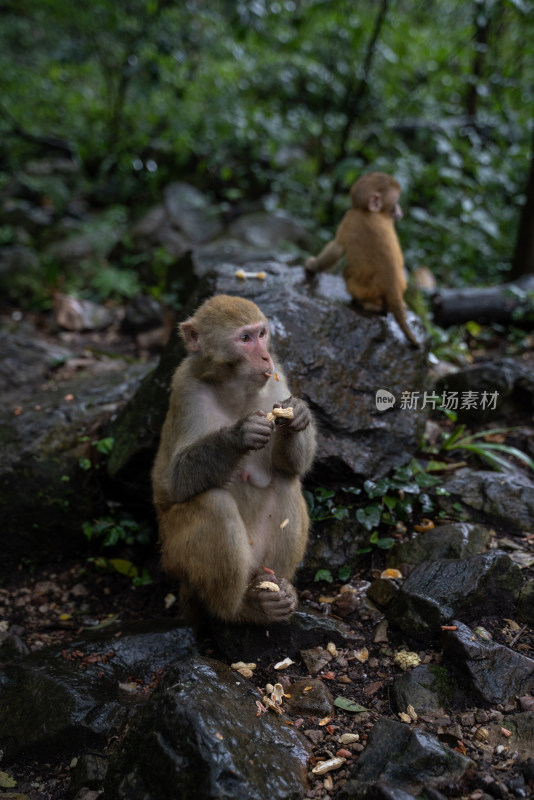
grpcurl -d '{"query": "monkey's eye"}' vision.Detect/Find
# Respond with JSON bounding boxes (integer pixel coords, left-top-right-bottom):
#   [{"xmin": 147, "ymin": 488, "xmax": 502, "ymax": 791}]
[
  {"xmin": 240, "ymin": 333, "xmax": 250, "ymax": 342},
  {"xmin": 259, "ymin": 328, "xmax": 267, "ymax": 338}
]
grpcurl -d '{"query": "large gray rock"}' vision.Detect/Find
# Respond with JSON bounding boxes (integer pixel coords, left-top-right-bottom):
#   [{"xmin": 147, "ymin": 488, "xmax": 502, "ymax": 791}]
[
  {"xmin": 442, "ymin": 621, "xmax": 534, "ymax": 704},
  {"xmin": 440, "ymin": 469, "xmax": 534, "ymax": 532},
  {"xmin": 336, "ymin": 718, "xmax": 472, "ymax": 798},
  {"xmin": 0, "ymin": 335, "xmax": 152, "ymax": 570},
  {"xmin": 434, "ymin": 357, "xmax": 534, "ymax": 422},
  {"xmin": 386, "ymin": 523, "xmax": 491, "ymax": 568},
  {"xmin": 108, "ymin": 261, "xmax": 428, "ymax": 487},
  {"xmin": 385, "ymin": 551, "xmax": 522, "ymax": 638},
  {"xmin": 0, "ymin": 620, "xmax": 195, "ymax": 761},
  {"xmin": 391, "ymin": 664, "xmax": 457, "ymax": 715},
  {"xmin": 105, "ymin": 656, "xmax": 311, "ymax": 800}
]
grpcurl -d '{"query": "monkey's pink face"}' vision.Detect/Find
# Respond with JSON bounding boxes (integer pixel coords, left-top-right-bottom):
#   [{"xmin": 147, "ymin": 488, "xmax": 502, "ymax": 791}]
[{"xmin": 233, "ymin": 321, "xmax": 275, "ymax": 382}]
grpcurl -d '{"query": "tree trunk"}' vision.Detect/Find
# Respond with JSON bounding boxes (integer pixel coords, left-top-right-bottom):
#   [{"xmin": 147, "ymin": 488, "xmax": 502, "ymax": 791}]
[
  {"xmin": 431, "ymin": 276, "xmax": 534, "ymax": 327},
  {"xmin": 510, "ymin": 127, "xmax": 534, "ymax": 278}
]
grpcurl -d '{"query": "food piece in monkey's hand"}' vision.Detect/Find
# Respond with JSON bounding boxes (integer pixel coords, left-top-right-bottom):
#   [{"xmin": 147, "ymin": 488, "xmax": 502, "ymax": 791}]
[
  {"xmin": 258, "ymin": 581, "xmax": 281, "ymax": 592},
  {"xmin": 265, "ymin": 406, "xmax": 294, "ymax": 423}
]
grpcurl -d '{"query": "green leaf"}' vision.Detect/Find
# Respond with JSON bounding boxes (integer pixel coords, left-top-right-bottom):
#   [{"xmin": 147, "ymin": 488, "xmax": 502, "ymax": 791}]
[
  {"xmin": 107, "ymin": 558, "xmax": 139, "ymax": 578},
  {"xmin": 356, "ymin": 504, "xmax": 382, "ymax": 531},
  {"xmin": 376, "ymin": 537, "xmax": 396, "ymax": 550},
  {"xmin": 94, "ymin": 436, "xmax": 115, "ymax": 454},
  {"xmin": 334, "ymin": 697, "xmax": 368, "ymax": 713},
  {"xmin": 0, "ymin": 771, "xmax": 17, "ymax": 789},
  {"xmin": 338, "ymin": 565, "xmax": 351, "ymax": 582},
  {"xmin": 314, "ymin": 569, "xmax": 334, "ymax": 583}
]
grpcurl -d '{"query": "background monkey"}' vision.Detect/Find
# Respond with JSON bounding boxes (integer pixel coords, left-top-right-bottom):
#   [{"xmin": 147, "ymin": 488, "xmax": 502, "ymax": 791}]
[
  {"xmin": 306, "ymin": 172, "xmax": 419, "ymax": 347},
  {"xmin": 152, "ymin": 294, "xmax": 316, "ymax": 625}
]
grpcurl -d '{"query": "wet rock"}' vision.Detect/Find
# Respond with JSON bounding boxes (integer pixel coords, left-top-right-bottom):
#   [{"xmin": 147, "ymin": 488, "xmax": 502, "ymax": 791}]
[
  {"xmin": 300, "ymin": 646, "xmax": 333, "ymax": 676},
  {"xmin": 228, "ymin": 210, "xmax": 310, "ymax": 250},
  {"xmin": 53, "ymin": 293, "xmax": 114, "ymax": 331},
  {"xmin": 164, "ymin": 182, "xmax": 224, "ymax": 243},
  {"xmin": 386, "ymin": 523, "xmax": 491, "ymax": 568},
  {"xmin": 439, "ymin": 469, "xmax": 534, "ymax": 532},
  {"xmin": 109, "ymin": 261, "xmax": 428, "ymax": 487},
  {"xmin": 434, "ymin": 358, "xmax": 534, "ymax": 422},
  {"xmin": 191, "ymin": 239, "xmax": 298, "ymax": 278},
  {"xmin": 517, "ymin": 580, "xmax": 534, "ymax": 625},
  {"xmin": 367, "ymin": 577, "xmax": 401, "ymax": 609},
  {"xmin": 0, "ymin": 359, "xmax": 152, "ymax": 571},
  {"xmin": 68, "ymin": 753, "xmax": 108, "ymax": 797},
  {"xmin": 285, "ymin": 678, "xmax": 334, "ymax": 717},
  {"xmin": 336, "ymin": 718, "xmax": 472, "ymax": 797},
  {"xmin": 121, "ymin": 294, "xmax": 163, "ymax": 334},
  {"xmin": 391, "ymin": 664, "xmax": 457, "ymax": 715},
  {"xmin": 0, "ymin": 329, "xmax": 72, "ymax": 400},
  {"xmin": 386, "ymin": 552, "xmax": 522, "ymax": 638},
  {"xmin": 208, "ymin": 609, "xmax": 359, "ymax": 665},
  {"xmin": 441, "ymin": 620, "xmax": 534, "ymax": 704},
  {"xmin": 0, "ymin": 620, "xmax": 195, "ymax": 761},
  {"xmin": 104, "ymin": 655, "xmax": 311, "ymax": 800}
]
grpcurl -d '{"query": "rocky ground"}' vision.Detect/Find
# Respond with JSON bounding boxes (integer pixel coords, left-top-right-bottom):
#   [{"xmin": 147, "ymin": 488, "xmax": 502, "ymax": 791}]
[{"xmin": 1, "ymin": 298, "xmax": 534, "ymax": 800}]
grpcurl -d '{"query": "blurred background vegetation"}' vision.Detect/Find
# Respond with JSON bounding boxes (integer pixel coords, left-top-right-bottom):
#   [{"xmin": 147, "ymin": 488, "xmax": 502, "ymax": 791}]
[{"xmin": 1, "ymin": 0, "xmax": 533, "ymax": 309}]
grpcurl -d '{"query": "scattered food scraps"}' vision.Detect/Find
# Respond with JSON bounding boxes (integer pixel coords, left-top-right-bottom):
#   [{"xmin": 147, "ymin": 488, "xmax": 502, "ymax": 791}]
[
  {"xmin": 312, "ymin": 757, "xmax": 346, "ymax": 775},
  {"xmin": 380, "ymin": 568, "xmax": 403, "ymax": 580},
  {"xmin": 274, "ymin": 657, "xmax": 294, "ymax": 670},
  {"xmin": 231, "ymin": 661, "xmax": 257, "ymax": 678},
  {"xmin": 414, "ymin": 518, "xmax": 435, "ymax": 533},
  {"xmin": 234, "ymin": 268, "xmax": 266, "ymax": 280},
  {"xmin": 394, "ymin": 650, "xmax": 421, "ymax": 671}
]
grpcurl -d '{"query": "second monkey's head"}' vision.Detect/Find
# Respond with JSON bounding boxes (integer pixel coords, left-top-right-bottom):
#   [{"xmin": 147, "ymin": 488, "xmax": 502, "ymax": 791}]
[{"xmin": 350, "ymin": 172, "xmax": 403, "ymax": 221}]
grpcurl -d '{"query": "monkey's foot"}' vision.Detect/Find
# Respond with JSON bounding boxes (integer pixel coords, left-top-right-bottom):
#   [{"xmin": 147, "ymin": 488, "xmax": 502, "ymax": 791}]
[{"xmin": 245, "ymin": 573, "xmax": 297, "ymax": 624}]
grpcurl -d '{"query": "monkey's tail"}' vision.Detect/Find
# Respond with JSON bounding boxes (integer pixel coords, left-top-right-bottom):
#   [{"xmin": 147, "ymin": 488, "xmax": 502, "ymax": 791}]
[{"xmin": 388, "ymin": 295, "xmax": 419, "ymax": 348}]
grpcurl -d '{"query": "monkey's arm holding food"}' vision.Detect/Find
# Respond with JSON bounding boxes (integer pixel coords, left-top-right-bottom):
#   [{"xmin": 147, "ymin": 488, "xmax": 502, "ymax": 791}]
[
  {"xmin": 305, "ymin": 238, "xmax": 345, "ymax": 274},
  {"xmin": 164, "ymin": 411, "xmax": 273, "ymax": 505},
  {"xmin": 271, "ymin": 396, "xmax": 316, "ymax": 475}
]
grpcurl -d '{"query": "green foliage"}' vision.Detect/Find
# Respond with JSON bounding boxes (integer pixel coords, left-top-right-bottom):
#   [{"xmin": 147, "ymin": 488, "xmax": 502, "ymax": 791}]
[
  {"xmin": 1, "ymin": 0, "xmax": 532, "ymax": 291},
  {"xmin": 431, "ymin": 421, "xmax": 534, "ymax": 472},
  {"xmin": 309, "ymin": 461, "xmax": 445, "ymax": 563},
  {"xmin": 82, "ymin": 513, "xmax": 153, "ymax": 586},
  {"xmin": 313, "ymin": 564, "xmax": 352, "ymax": 584}
]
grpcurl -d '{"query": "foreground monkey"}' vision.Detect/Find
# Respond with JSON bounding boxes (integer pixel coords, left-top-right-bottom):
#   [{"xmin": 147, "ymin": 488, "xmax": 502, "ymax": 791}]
[
  {"xmin": 306, "ymin": 171, "xmax": 419, "ymax": 347},
  {"xmin": 152, "ymin": 294, "xmax": 316, "ymax": 625}
]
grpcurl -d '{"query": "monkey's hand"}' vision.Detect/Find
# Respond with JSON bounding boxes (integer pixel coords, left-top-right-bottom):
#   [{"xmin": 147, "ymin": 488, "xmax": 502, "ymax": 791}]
[
  {"xmin": 244, "ymin": 573, "xmax": 298, "ymax": 623},
  {"xmin": 273, "ymin": 397, "xmax": 312, "ymax": 433},
  {"xmin": 236, "ymin": 410, "xmax": 273, "ymax": 452},
  {"xmin": 305, "ymin": 256, "xmax": 318, "ymax": 273}
]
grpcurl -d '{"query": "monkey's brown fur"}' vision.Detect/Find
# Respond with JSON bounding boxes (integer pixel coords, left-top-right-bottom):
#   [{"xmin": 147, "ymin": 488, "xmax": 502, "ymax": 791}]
[
  {"xmin": 152, "ymin": 294, "xmax": 316, "ymax": 625},
  {"xmin": 306, "ymin": 172, "xmax": 419, "ymax": 347}
]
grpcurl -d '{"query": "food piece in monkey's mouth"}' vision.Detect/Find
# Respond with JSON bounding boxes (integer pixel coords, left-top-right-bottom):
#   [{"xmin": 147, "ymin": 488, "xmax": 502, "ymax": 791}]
[
  {"xmin": 264, "ymin": 372, "xmax": 280, "ymax": 381},
  {"xmin": 265, "ymin": 407, "xmax": 294, "ymax": 422},
  {"xmin": 258, "ymin": 581, "xmax": 281, "ymax": 592}
]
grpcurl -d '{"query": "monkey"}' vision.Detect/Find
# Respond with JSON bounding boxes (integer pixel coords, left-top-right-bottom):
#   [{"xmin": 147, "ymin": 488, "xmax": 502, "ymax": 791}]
[
  {"xmin": 151, "ymin": 294, "xmax": 316, "ymax": 626},
  {"xmin": 306, "ymin": 172, "xmax": 419, "ymax": 347}
]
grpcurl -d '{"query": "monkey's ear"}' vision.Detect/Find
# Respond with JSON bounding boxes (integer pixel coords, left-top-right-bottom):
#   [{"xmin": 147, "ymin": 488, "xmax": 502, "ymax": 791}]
[
  {"xmin": 368, "ymin": 192, "xmax": 383, "ymax": 213},
  {"xmin": 180, "ymin": 320, "xmax": 201, "ymax": 352}
]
